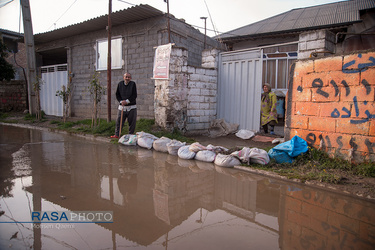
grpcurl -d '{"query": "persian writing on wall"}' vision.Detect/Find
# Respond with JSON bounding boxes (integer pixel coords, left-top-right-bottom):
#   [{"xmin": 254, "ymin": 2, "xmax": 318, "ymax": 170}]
[{"xmin": 286, "ymin": 52, "xmax": 375, "ymax": 163}]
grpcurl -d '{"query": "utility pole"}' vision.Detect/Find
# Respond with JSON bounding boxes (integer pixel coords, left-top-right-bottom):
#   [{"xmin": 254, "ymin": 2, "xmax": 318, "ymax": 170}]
[
  {"xmin": 20, "ymin": 0, "xmax": 36, "ymax": 114},
  {"xmin": 164, "ymin": 0, "xmax": 170, "ymax": 43},
  {"xmin": 200, "ymin": 17, "xmax": 207, "ymax": 49},
  {"xmin": 107, "ymin": 0, "xmax": 112, "ymax": 122}
]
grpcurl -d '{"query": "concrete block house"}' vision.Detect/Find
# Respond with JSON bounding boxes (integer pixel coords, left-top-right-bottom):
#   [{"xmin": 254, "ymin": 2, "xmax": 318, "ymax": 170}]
[{"xmin": 33, "ymin": 4, "xmax": 222, "ymax": 120}]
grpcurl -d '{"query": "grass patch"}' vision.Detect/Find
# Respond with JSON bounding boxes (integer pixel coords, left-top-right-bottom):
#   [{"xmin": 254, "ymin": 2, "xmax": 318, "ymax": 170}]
[
  {"xmin": 46, "ymin": 117, "xmax": 194, "ymax": 143},
  {"xmin": 245, "ymin": 147, "xmax": 375, "ymax": 184}
]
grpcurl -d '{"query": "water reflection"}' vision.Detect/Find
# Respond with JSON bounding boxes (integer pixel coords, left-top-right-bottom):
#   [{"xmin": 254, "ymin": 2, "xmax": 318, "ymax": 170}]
[{"xmin": 0, "ymin": 124, "xmax": 374, "ymax": 249}]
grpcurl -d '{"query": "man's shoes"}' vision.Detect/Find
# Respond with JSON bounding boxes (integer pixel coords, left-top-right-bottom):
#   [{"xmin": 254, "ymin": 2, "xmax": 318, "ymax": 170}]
[
  {"xmin": 270, "ymin": 131, "xmax": 275, "ymax": 135},
  {"xmin": 110, "ymin": 135, "xmax": 119, "ymax": 139}
]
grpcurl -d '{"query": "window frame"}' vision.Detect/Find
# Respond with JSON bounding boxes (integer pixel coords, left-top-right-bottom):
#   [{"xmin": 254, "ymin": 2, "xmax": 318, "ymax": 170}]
[{"xmin": 96, "ymin": 36, "xmax": 123, "ymax": 71}]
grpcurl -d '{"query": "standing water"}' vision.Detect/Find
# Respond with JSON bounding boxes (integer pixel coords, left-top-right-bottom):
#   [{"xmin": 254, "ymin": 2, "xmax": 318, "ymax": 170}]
[{"xmin": 0, "ymin": 124, "xmax": 374, "ymax": 249}]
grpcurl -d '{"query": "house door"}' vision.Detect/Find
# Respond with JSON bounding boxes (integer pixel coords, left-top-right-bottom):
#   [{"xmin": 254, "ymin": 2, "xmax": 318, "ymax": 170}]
[
  {"xmin": 217, "ymin": 49, "xmax": 263, "ymax": 131},
  {"xmin": 40, "ymin": 64, "xmax": 68, "ymax": 117}
]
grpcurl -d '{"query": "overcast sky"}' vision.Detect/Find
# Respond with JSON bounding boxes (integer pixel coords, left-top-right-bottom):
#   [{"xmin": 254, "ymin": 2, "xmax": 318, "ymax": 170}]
[{"xmin": 0, "ymin": 0, "xmax": 344, "ymax": 37}]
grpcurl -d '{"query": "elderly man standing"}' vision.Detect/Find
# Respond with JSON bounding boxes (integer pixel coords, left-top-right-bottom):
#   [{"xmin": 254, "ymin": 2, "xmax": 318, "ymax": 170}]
[{"xmin": 111, "ymin": 73, "xmax": 137, "ymax": 138}]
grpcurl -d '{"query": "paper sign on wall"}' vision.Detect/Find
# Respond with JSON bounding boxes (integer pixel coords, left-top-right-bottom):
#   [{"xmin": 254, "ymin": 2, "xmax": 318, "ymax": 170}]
[{"xmin": 153, "ymin": 43, "xmax": 172, "ymax": 79}]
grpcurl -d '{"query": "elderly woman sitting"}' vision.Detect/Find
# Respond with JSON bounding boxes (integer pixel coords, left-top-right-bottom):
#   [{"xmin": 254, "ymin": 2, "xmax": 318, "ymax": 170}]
[{"xmin": 261, "ymin": 83, "xmax": 278, "ymax": 135}]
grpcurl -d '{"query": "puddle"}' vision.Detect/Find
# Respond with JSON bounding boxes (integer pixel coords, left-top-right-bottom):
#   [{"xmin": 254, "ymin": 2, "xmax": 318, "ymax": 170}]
[{"xmin": 0, "ymin": 124, "xmax": 374, "ymax": 249}]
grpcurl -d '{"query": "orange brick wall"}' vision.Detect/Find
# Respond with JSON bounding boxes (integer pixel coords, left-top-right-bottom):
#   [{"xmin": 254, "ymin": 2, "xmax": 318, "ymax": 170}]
[{"xmin": 285, "ymin": 51, "xmax": 375, "ymax": 163}]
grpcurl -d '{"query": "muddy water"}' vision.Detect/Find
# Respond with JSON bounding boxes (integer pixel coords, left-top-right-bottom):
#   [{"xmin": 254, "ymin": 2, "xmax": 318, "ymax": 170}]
[{"xmin": 0, "ymin": 124, "xmax": 374, "ymax": 250}]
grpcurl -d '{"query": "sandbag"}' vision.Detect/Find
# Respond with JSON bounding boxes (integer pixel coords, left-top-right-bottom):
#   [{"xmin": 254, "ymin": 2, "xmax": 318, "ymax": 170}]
[
  {"xmin": 153, "ymin": 137, "xmax": 172, "ymax": 153},
  {"xmin": 167, "ymin": 139, "xmax": 186, "ymax": 155},
  {"xmin": 268, "ymin": 135, "xmax": 308, "ymax": 163},
  {"xmin": 249, "ymin": 148, "xmax": 270, "ymax": 165},
  {"xmin": 208, "ymin": 119, "xmax": 239, "ymax": 138},
  {"xmin": 214, "ymin": 153, "xmax": 241, "ymax": 168},
  {"xmin": 206, "ymin": 144, "xmax": 228, "ymax": 154},
  {"xmin": 195, "ymin": 150, "xmax": 216, "ymax": 163},
  {"xmin": 235, "ymin": 129, "xmax": 255, "ymax": 140},
  {"xmin": 189, "ymin": 142, "xmax": 207, "ymax": 153},
  {"xmin": 136, "ymin": 132, "xmax": 159, "ymax": 149},
  {"xmin": 231, "ymin": 147, "xmax": 251, "ymax": 163},
  {"xmin": 178, "ymin": 145, "xmax": 196, "ymax": 160},
  {"xmin": 118, "ymin": 134, "xmax": 137, "ymax": 146}
]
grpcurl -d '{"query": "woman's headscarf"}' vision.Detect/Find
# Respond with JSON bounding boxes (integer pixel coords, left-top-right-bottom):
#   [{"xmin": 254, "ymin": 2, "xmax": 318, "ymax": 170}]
[{"xmin": 261, "ymin": 83, "xmax": 272, "ymax": 102}]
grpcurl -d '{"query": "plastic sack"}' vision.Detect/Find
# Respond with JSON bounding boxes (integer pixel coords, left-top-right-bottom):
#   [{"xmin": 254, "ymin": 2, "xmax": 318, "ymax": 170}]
[
  {"xmin": 268, "ymin": 135, "xmax": 308, "ymax": 163},
  {"xmin": 136, "ymin": 132, "xmax": 159, "ymax": 149},
  {"xmin": 118, "ymin": 134, "xmax": 137, "ymax": 146},
  {"xmin": 235, "ymin": 129, "xmax": 255, "ymax": 140},
  {"xmin": 214, "ymin": 153, "xmax": 241, "ymax": 168},
  {"xmin": 249, "ymin": 148, "xmax": 270, "ymax": 165},
  {"xmin": 189, "ymin": 142, "xmax": 207, "ymax": 153},
  {"xmin": 167, "ymin": 139, "xmax": 186, "ymax": 155},
  {"xmin": 195, "ymin": 150, "xmax": 216, "ymax": 163},
  {"xmin": 178, "ymin": 145, "xmax": 196, "ymax": 160},
  {"xmin": 231, "ymin": 147, "xmax": 251, "ymax": 163},
  {"xmin": 153, "ymin": 137, "xmax": 172, "ymax": 153},
  {"xmin": 206, "ymin": 144, "xmax": 228, "ymax": 154}
]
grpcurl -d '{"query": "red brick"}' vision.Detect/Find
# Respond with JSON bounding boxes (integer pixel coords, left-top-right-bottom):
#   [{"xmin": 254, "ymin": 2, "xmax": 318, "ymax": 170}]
[
  {"xmin": 341, "ymin": 86, "xmax": 375, "ymax": 102},
  {"xmin": 301, "ymin": 227, "xmax": 327, "ymax": 249},
  {"xmin": 285, "ymin": 221, "xmax": 302, "ymax": 237},
  {"xmin": 311, "ymin": 86, "xmax": 340, "ymax": 102},
  {"xmin": 302, "ymin": 203, "xmax": 329, "ymax": 221},
  {"xmin": 360, "ymin": 221, "xmax": 375, "ymax": 244},
  {"xmin": 326, "ymin": 70, "xmax": 360, "ymax": 86},
  {"xmin": 293, "ymin": 86, "xmax": 312, "ymax": 102},
  {"xmin": 290, "ymin": 115, "xmax": 309, "ymax": 129},
  {"xmin": 315, "ymin": 56, "xmax": 343, "ymax": 72},
  {"xmin": 351, "ymin": 135, "xmax": 375, "ymax": 153},
  {"xmin": 288, "ymin": 209, "xmax": 311, "ymax": 226},
  {"xmin": 295, "ymin": 102, "xmax": 320, "ymax": 116},
  {"xmin": 361, "ymin": 67, "xmax": 375, "ymax": 86},
  {"xmin": 294, "ymin": 60, "xmax": 314, "ymax": 76},
  {"xmin": 336, "ymin": 118, "xmax": 369, "ymax": 135},
  {"xmin": 303, "ymin": 72, "xmax": 328, "ymax": 89},
  {"xmin": 319, "ymin": 132, "xmax": 353, "ymax": 150},
  {"xmin": 328, "ymin": 211, "xmax": 360, "ymax": 235},
  {"xmin": 288, "ymin": 129, "xmax": 315, "ymax": 144},
  {"xmin": 370, "ymin": 121, "xmax": 375, "ymax": 136},
  {"xmin": 344, "ymin": 52, "xmax": 375, "ymax": 71},
  {"xmin": 319, "ymin": 102, "xmax": 348, "ymax": 118},
  {"xmin": 308, "ymin": 117, "xmax": 336, "ymax": 132},
  {"xmin": 285, "ymin": 197, "xmax": 302, "ymax": 212}
]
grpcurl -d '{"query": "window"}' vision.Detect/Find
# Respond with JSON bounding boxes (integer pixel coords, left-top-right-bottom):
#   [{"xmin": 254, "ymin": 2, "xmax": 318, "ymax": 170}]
[
  {"xmin": 96, "ymin": 37, "xmax": 123, "ymax": 70},
  {"xmin": 262, "ymin": 43, "xmax": 298, "ymax": 90}
]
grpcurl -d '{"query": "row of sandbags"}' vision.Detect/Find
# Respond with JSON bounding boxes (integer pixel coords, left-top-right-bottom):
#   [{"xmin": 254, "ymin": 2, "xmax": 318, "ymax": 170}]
[{"xmin": 118, "ymin": 132, "xmax": 270, "ymax": 167}]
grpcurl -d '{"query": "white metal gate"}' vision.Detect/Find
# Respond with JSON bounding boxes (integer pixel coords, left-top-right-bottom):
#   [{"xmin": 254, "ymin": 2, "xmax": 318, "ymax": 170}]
[
  {"xmin": 40, "ymin": 64, "xmax": 68, "ymax": 117},
  {"xmin": 217, "ymin": 49, "xmax": 263, "ymax": 131}
]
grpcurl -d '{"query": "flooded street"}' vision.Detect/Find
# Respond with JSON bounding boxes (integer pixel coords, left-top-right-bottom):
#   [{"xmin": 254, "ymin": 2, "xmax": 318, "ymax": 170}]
[{"xmin": 1, "ymin": 124, "xmax": 374, "ymax": 250}]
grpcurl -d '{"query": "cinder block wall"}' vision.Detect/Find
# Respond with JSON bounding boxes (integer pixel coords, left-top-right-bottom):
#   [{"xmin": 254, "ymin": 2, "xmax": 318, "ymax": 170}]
[
  {"xmin": 0, "ymin": 80, "xmax": 27, "ymax": 112},
  {"xmin": 154, "ymin": 47, "xmax": 218, "ymax": 134},
  {"xmin": 285, "ymin": 51, "xmax": 375, "ymax": 163}
]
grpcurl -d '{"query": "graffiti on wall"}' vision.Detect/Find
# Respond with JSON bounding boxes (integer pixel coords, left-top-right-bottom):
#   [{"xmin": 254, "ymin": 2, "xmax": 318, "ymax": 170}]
[{"xmin": 289, "ymin": 52, "xmax": 375, "ymax": 161}]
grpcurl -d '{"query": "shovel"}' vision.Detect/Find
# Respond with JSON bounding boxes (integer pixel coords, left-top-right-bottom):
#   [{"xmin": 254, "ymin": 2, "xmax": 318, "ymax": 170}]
[{"xmin": 119, "ymin": 106, "xmax": 124, "ymax": 139}]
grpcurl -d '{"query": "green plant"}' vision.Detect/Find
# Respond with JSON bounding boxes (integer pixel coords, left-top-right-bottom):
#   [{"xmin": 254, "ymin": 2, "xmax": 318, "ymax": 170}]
[
  {"xmin": 88, "ymin": 72, "xmax": 106, "ymax": 128},
  {"xmin": 56, "ymin": 85, "xmax": 72, "ymax": 123},
  {"xmin": 0, "ymin": 39, "xmax": 15, "ymax": 81}
]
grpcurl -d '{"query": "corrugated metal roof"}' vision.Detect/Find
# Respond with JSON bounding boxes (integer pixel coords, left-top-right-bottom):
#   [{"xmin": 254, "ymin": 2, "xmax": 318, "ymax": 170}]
[
  {"xmin": 34, "ymin": 4, "xmax": 164, "ymax": 44},
  {"xmin": 219, "ymin": 0, "xmax": 375, "ymax": 40}
]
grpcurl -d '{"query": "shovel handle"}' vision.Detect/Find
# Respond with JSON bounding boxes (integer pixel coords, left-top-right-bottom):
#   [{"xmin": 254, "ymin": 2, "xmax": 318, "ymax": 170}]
[{"xmin": 119, "ymin": 108, "xmax": 124, "ymax": 137}]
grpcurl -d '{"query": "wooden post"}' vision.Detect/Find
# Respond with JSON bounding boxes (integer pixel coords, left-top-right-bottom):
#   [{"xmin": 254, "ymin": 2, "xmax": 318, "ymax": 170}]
[{"xmin": 20, "ymin": 0, "xmax": 36, "ymax": 114}]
